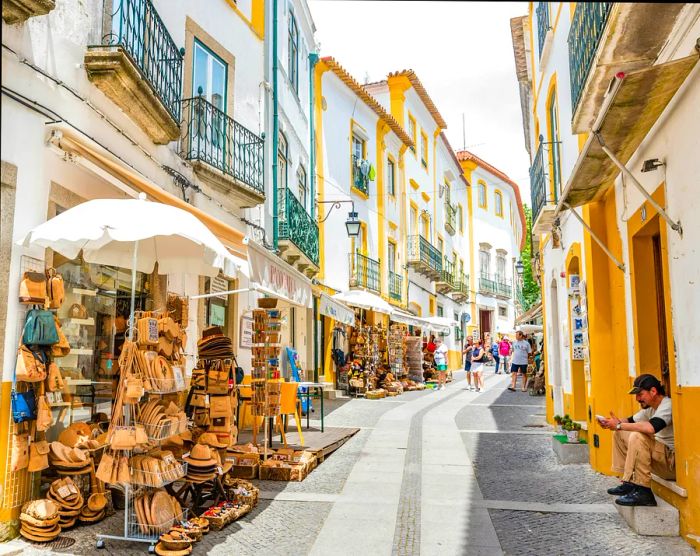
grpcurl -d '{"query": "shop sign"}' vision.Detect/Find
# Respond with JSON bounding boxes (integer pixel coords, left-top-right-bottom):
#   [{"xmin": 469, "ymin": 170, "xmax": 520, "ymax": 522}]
[
  {"xmin": 210, "ymin": 275, "xmax": 229, "ymax": 301},
  {"xmin": 319, "ymin": 294, "xmax": 355, "ymax": 326},
  {"xmin": 247, "ymin": 241, "xmax": 312, "ymax": 308},
  {"xmin": 240, "ymin": 316, "xmax": 254, "ymax": 349}
]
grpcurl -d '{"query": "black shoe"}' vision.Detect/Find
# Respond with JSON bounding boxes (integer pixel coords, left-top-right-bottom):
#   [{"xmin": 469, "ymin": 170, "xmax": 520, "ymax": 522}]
[
  {"xmin": 607, "ymin": 482, "xmax": 634, "ymax": 496},
  {"xmin": 615, "ymin": 486, "xmax": 657, "ymax": 507},
  {"xmin": 507, "ymin": 387, "xmax": 515, "ymax": 391}
]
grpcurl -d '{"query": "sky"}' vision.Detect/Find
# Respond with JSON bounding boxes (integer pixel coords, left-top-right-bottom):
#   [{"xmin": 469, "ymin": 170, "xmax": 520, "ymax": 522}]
[{"xmin": 308, "ymin": 0, "xmax": 531, "ymax": 202}]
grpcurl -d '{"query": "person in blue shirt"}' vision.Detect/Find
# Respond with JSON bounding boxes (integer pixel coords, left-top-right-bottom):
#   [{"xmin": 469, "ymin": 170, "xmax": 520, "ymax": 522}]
[{"xmin": 491, "ymin": 341, "xmax": 501, "ymax": 374}]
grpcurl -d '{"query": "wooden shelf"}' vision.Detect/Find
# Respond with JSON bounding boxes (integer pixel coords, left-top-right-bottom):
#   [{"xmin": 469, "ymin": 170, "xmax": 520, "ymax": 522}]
[
  {"xmin": 68, "ymin": 348, "xmax": 93, "ymax": 355},
  {"xmin": 72, "ymin": 288, "xmax": 97, "ymax": 296},
  {"xmin": 65, "ymin": 318, "xmax": 95, "ymax": 326}
]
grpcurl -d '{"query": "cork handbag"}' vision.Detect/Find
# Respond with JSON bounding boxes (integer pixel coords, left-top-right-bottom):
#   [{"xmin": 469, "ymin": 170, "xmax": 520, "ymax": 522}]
[
  {"xmin": 45, "ymin": 268, "xmax": 64, "ymax": 309},
  {"xmin": 11, "ymin": 432, "xmax": 29, "ymax": 472},
  {"xmin": 28, "ymin": 440, "xmax": 50, "ymax": 472},
  {"xmin": 46, "ymin": 362, "xmax": 65, "ymax": 392},
  {"xmin": 19, "ymin": 271, "xmax": 47, "ymax": 305}
]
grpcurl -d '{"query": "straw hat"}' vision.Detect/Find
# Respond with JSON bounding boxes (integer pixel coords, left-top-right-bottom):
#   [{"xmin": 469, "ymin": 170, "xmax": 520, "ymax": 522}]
[
  {"xmin": 197, "ymin": 433, "xmax": 227, "ymax": 449},
  {"xmin": 22, "ymin": 499, "xmax": 59, "ymax": 521},
  {"xmin": 183, "ymin": 444, "xmax": 216, "ymax": 467}
]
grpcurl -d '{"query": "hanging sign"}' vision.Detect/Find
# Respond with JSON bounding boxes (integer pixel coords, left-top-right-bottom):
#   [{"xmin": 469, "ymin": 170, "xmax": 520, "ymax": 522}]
[{"xmin": 247, "ymin": 240, "xmax": 312, "ymax": 308}]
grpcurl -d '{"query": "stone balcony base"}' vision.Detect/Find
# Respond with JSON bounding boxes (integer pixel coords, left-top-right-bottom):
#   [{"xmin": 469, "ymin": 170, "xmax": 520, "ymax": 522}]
[
  {"xmin": 191, "ymin": 160, "xmax": 265, "ymax": 208},
  {"xmin": 615, "ymin": 496, "xmax": 679, "ymax": 536},
  {"xmin": 84, "ymin": 47, "xmax": 180, "ymax": 145},
  {"xmin": 2, "ymin": 0, "xmax": 54, "ymax": 24}
]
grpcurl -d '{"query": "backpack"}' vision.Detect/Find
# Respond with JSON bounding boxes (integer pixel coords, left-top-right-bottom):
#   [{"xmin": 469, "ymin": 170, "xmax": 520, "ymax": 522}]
[{"xmin": 22, "ymin": 309, "xmax": 59, "ymax": 346}]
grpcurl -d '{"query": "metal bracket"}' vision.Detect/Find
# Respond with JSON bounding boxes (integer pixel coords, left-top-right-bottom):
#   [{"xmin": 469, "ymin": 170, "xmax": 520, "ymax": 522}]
[
  {"xmin": 562, "ymin": 203, "xmax": 626, "ymax": 272},
  {"xmin": 593, "ymin": 131, "xmax": 682, "ymax": 236}
]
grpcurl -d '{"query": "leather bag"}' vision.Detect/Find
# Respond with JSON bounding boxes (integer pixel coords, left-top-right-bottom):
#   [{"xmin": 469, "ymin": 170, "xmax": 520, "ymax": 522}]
[
  {"xmin": 11, "ymin": 389, "xmax": 37, "ymax": 423},
  {"xmin": 209, "ymin": 395, "xmax": 232, "ymax": 419},
  {"xmin": 36, "ymin": 395, "xmax": 53, "ymax": 431},
  {"xmin": 11, "ymin": 433, "xmax": 29, "ymax": 472},
  {"xmin": 51, "ymin": 317, "xmax": 71, "ymax": 357},
  {"xmin": 22, "ymin": 309, "xmax": 59, "ymax": 346},
  {"xmin": 96, "ymin": 450, "xmax": 115, "ymax": 483},
  {"xmin": 19, "ymin": 271, "xmax": 47, "ymax": 305},
  {"xmin": 117, "ymin": 455, "xmax": 131, "ymax": 484},
  {"xmin": 207, "ymin": 368, "xmax": 229, "ymax": 395},
  {"xmin": 16, "ymin": 346, "xmax": 47, "ymax": 383},
  {"xmin": 68, "ymin": 303, "xmax": 88, "ymax": 319},
  {"xmin": 45, "ymin": 268, "xmax": 64, "ymax": 309},
  {"xmin": 125, "ymin": 376, "xmax": 145, "ymax": 403},
  {"xmin": 28, "ymin": 440, "xmax": 50, "ymax": 472},
  {"xmin": 137, "ymin": 316, "xmax": 159, "ymax": 347},
  {"xmin": 46, "ymin": 362, "xmax": 65, "ymax": 392},
  {"xmin": 110, "ymin": 427, "xmax": 137, "ymax": 450}
]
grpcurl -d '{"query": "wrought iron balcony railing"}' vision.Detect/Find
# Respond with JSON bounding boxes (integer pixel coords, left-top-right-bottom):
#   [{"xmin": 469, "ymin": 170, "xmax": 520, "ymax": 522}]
[
  {"xmin": 444, "ymin": 201, "xmax": 457, "ymax": 236},
  {"xmin": 530, "ymin": 142, "xmax": 554, "ymax": 224},
  {"xmin": 407, "ymin": 235, "xmax": 442, "ymax": 276},
  {"xmin": 352, "ymin": 154, "xmax": 369, "ymax": 195},
  {"xmin": 182, "ymin": 96, "xmax": 264, "ymax": 195},
  {"xmin": 479, "ymin": 274, "xmax": 497, "ymax": 295},
  {"xmin": 440, "ymin": 258, "xmax": 458, "ymax": 290},
  {"xmin": 278, "ymin": 187, "xmax": 319, "ymax": 266},
  {"xmin": 479, "ymin": 274, "xmax": 511, "ymax": 298},
  {"xmin": 496, "ymin": 278, "xmax": 513, "ymax": 299},
  {"xmin": 536, "ymin": 2, "xmax": 551, "ymax": 59},
  {"xmin": 568, "ymin": 2, "xmax": 614, "ymax": 114},
  {"xmin": 388, "ymin": 270, "xmax": 403, "ymax": 302},
  {"xmin": 349, "ymin": 252, "xmax": 380, "ymax": 294},
  {"xmin": 455, "ymin": 273, "xmax": 469, "ymax": 299},
  {"xmin": 105, "ymin": 0, "xmax": 182, "ymax": 121}
]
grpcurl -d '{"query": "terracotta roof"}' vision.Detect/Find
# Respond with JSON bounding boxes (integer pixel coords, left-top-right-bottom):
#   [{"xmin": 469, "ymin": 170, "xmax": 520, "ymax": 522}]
[
  {"xmin": 439, "ymin": 132, "xmax": 470, "ymax": 189},
  {"xmin": 457, "ymin": 150, "xmax": 527, "ymax": 251},
  {"xmin": 387, "ymin": 70, "xmax": 448, "ymax": 129},
  {"xmin": 510, "ymin": 16, "xmax": 529, "ymax": 82},
  {"xmin": 320, "ymin": 57, "xmax": 414, "ymax": 148}
]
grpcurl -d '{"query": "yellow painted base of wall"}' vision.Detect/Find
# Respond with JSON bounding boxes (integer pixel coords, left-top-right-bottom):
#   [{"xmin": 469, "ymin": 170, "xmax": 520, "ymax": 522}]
[{"xmin": 448, "ymin": 350, "xmax": 461, "ymax": 371}]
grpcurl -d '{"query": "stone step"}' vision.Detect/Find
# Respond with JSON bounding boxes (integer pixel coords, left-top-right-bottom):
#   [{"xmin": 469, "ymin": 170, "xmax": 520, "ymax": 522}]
[
  {"xmin": 552, "ymin": 435, "xmax": 589, "ymax": 464},
  {"xmin": 615, "ymin": 496, "xmax": 679, "ymax": 536}
]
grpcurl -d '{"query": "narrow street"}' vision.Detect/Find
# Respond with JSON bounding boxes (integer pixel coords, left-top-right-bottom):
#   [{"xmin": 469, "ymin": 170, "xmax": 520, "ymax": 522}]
[{"xmin": 6, "ymin": 368, "xmax": 692, "ymax": 556}]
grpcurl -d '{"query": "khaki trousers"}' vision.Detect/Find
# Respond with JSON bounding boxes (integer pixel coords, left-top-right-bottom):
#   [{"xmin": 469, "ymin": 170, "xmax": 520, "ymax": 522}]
[{"xmin": 612, "ymin": 430, "xmax": 675, "ymax": 488}]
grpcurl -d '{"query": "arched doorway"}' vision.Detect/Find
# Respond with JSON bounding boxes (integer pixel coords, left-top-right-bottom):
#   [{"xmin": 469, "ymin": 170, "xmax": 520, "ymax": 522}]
[{"xmin": 549, "ymin": 278, "xmax": 563, "ymax": 416}]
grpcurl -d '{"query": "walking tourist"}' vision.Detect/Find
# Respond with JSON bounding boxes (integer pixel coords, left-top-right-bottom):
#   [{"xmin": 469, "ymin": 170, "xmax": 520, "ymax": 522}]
[
  {"xmin": 498, "ymin": 335, "xmax": 512, "ymax": 373},
  {"xmin": 470, "ymin": 339, "xmax": 487, "ymax": 392},
  {"xmin": 598, "ymin": 374, "xmax": 675, "ymax": 507},
  {"xmin": 463, "ymin": 337, "xmax": 474, "ymax": 391},
  {"xmin": 507, "ymin": 331, "xmax": 530, "ymax": 392},
  {"xmin": 491, "ymin": 340, "xmax": 501, "ymax": 373},
  {"xmin": 433, "ymin": 337, "xmax": 449, "ymax": 391}
]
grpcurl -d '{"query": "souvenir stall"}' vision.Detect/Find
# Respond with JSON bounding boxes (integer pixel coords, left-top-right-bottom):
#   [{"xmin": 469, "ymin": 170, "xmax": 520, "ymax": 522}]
[{"xmin": 10, "ymin": 198, "xmax": 259, "ymax": 553}]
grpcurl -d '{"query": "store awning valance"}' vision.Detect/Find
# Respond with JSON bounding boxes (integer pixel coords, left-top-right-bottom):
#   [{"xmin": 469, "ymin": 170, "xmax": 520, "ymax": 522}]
[
  {"xmin": 389, "ymin": 310, "xmax": 453, "ymax": 334},
  {"xmin": 390, "ymin": 309, "xmax": 426, "ymax": 329},
  {"xmin": 515, "ymin": 301, "xmax": 542, "ymax": 326},
  {"xmin": 247, "ymin": 239, "xmax": 312, "ymax": 308},
  {"xmin": 421, "ymin": 316, "xmax": 456, "ymax": 335},
  {"xmin": 319, "ymin": 293, "xmax": 356, "ymax": 326},
  {"xmin": 557, "ymin": 55, "xmax": 698, "ymax": 210},
  {"xmin": 332, "ymin": 290, "xmax": 393, "ymax": 314}
]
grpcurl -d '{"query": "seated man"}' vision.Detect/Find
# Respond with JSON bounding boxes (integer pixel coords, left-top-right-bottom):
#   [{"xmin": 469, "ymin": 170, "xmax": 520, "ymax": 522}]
[{"xmin": 599, "ymin": 374, "xmax": 675, "ymax": 507}]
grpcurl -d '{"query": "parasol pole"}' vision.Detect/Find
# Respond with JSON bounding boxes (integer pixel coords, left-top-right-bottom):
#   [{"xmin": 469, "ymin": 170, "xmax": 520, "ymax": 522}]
[{"xmin": 128, "ymin": 240, "xmax": 139, "ymax": 342}]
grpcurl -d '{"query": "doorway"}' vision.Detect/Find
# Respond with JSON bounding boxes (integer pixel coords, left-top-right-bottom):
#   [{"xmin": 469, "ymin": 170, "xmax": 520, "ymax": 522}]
[
  {"xmin": 479, "ymin": 309, "xmax": 492, "ymax": 340},
  {"xmin": 631, "ymin": 215, "xmax": 671, "ymax": 394},
  {"xmin": 549, "ymin": 278, "xmax": 563, "ymax": 415}
]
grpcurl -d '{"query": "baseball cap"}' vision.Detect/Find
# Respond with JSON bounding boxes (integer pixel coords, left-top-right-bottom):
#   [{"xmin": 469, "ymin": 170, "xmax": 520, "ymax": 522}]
[{"xmin": 628, "ymin": 374, "xmax": 663, "ymax": 394}]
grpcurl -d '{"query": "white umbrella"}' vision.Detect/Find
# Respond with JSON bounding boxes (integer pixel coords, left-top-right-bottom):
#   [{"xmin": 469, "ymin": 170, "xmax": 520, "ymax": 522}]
[{"xmin": 20, "ymin": 195, "xmax": 239, "ymax": 338}]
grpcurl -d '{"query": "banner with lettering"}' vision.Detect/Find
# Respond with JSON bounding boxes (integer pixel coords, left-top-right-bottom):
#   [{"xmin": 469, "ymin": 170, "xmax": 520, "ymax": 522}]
[
  {"xmin": 319, "ymin": 293, "xmax": 356, "ymax": 326},
  {"xmin": 247, "ymin": 240, "xmax": 312, "ymax": 308}
]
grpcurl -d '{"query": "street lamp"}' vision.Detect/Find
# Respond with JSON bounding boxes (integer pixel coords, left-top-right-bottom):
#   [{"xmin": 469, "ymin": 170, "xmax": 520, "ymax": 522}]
[
  {"xmin": 515, "ymin": 260, "xmax": 524, "ymax": 276},
  {"xmin": 317, "ymin": 200, "xmax": 360, "ymax": 238}
]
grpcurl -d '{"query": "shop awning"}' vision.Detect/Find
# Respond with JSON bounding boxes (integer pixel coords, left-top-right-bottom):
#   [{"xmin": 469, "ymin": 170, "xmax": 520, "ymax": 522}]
[
  {"xmin": 390, "ymin": 309, "xmax": 427, "ymax": 329},
  {"xmin": 319, "ymin": 293, "xmax": 355, "ymax": 326},
  {"xmin": 47, "ymin": 127, "xmax": 248, "ymax": 258},
  {"xmin": 246, "ymin": 239, "xmax": 313, "ymax": 308},
  {"xmin": 421, "ymin": 316, "xmax": 456, "ymax": 335},
  {"xmin": 332, "ymin": 289, "xmax": 393, "ymax": 314},
  {"xmin": 557, "ymin": 55, "xmax": 698, "ymax": 210},
  {"xmin": 515, "ymin": 301, "xmax": 542, "ymax": 326},
  {"xmin": 389, "ymin": 310, "xmax": 453, "ymax": 334}
]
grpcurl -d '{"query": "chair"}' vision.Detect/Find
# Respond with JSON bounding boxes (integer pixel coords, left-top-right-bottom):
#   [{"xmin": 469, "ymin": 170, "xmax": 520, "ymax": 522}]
[
  {"xmin": 275, "ymin": 381, "xmax": 304, "ymax": 447},
  {"xmin": 237, "ymin": 374, "xmax": 262, "ymax": 440}
]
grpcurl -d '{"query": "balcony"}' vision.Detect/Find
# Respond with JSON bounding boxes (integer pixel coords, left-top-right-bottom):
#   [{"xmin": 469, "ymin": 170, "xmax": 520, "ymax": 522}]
[
  {"xmin": 84, "ymin": 0, "xmax": 182, "ymax": 144},
  {"xmin": 452, "ymin": 273, "xmax": 469, "ymax": 303},
  {"xmin": 435, "ymin": 258, "xmax": 459, "ymax": 295},
  {"xmin": 352, "ymin": 154, "xmax": 369, "ymax": 196},
  {"xmin": 535, "ymin": 2, "xmax": 553, "ymax": 64},
  {"xmin": 479, "ymin": 274, "xmax": 512, "ymax": 299},
  {"xmin": 388, "ymin": 270, "xmax": 403, "ymax": 303},
  {"xmin": 406, "ymin": 235, "xmax": 442, "ymax": 281},
  {"xmin": 2, "ymin": 0, "xmax": 54, "ymax": 24},
  {"xmin": 568, "ymin": 3, "xmax": 685, "ymax": 133},
  {"xmin": 181, "ymin": 96, "xmax": 264, "ymax": 207},
  {"xmin": 530, "ymin": 142, "xmax": 557, "ymax": 234},
  {"xmin": 444, "ymin": 201, "xmax": 457, "ymax": 236},
  {"xmin": 277, "ymin": 187, "xmax": 319, "ymax": 276},
  {"xmin": 349, "ymin": 252, "xmax": 380, "ymax": 294}
]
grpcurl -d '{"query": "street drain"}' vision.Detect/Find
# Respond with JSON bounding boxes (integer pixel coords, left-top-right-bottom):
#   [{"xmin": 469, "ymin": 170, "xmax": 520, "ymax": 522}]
[
  {"xmin": 28, "ymin": 536, "xmax": 76, "ymax": 551},
  {"xmin": 522, "ymin": 424, "xmax": 546, "ymax": 428}
]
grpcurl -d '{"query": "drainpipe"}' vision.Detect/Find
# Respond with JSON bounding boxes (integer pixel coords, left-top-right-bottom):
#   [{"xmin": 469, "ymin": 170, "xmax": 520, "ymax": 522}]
[
  {"xmin": 309, "ymin": 52, "xmax": 319, "ymax": 220},
  {"xmin": 272, "ymin": 0, "xmax": 279, "ymax": 249}
]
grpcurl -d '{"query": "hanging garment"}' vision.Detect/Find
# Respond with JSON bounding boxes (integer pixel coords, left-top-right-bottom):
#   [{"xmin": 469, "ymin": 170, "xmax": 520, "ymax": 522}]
[
  {"xmin": 360, "ymin": 159, "xmax": 370, "ymax": 177},
  {"xmin": 368, "ymin": 164, "xmax": 376, "ymax": 181}
]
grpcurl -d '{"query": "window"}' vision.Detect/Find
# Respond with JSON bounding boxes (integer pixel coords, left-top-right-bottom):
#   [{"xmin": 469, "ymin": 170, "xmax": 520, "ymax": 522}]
[
  {"xmin": 387, "ymin": 158, "xmax": 395, "ymax": 196},
  {"xmin": 411, "ymin": 204, "xmax": 418, "ymax": 234},
  {"xmin": 480, "ymin": 249, "xmax": 490, "ymax": 277},
  {"xmin": 408, "ymin": 114, "xmax": 416, "ymax": 151},
  {"xmin": 437, "ymin": 237, "xmax": 443, "ymax": 255},
  {"xmin": 297, "ymin": 165, "xmax": 307, "ymax": 210},
  {"xmin": 495, "ymin": 191, "xmax": 503, "ymax": 217},
  {"xmin": 548, "ymin": 89, "xmax": 562, "ymax": 199},
  {"xmin": 278, "ymin": 131, "xmax": 288, "ymax": 189},
  {"xmin": 498, "ymin": 305, "xmax": 508, "ymax": 318},
  {"xmin": 437, "ymin": 305, "xmax": 444, "ymax": 317},
  {"xmin": 458, "ymin": 204, "xmax": 464, "ymax": 232},
  {"xmin": 352, "ymin": 134, "xmax": 364, "ymax": 159},
  {"xmin": 288, "ymin": 13, "xmax": 299, "ymax": 93},
  {"xmin": 478, "ymin": 182, "xmax": 487, "ymax": 208},
  {"xmin": 421, "ymin": 213, "xmax": 430, "ymax": 239},
  {"xmin": 444, "ymin": 181, "xmax": 451, "ymax": 205},
  {"xmin": 421, "ymin": 132, "xmax": 428, "ymax": 167},
  {"xmin": 193, "ymin": 40, "xmax": 227, "ymax": 109},
  {"xmin": 387, "ymin": 241, "xmax": 396, "ymax": 273},
  {"xmin": 496, "ymin": 254, "xmax": 506, "ymax": 282}
]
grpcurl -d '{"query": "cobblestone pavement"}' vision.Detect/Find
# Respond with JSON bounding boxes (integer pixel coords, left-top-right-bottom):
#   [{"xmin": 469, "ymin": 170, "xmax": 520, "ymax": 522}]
[{"xmin": 2, "ymin": 371, "xmax": 695, "ymax": 555}]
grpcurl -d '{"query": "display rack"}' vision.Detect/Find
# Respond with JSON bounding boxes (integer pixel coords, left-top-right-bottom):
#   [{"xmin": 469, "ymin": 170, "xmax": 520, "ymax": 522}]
[
  {"xmin": 404, "ymin": 336, "xmax": 424, "ymax": 383},
  {"xmin": 387, "ymin": 324, "xmax": 406, "ymax": 377}
]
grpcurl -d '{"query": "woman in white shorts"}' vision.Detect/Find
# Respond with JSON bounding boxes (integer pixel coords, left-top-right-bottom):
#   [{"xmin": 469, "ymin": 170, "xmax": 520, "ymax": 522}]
[{"xmin": 470, "ymin": 339, "xmax": 487, "ymax": 392}]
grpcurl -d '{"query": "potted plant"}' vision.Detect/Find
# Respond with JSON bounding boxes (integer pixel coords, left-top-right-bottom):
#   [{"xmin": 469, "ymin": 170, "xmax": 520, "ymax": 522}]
[
  {"xmin": 553, "ymin": 414, "xmax": 564, "ymax": 435},
  {"xmin": 564, "ymin": 420, "xmax": 581, "ymax": 443}
]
